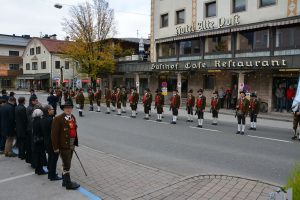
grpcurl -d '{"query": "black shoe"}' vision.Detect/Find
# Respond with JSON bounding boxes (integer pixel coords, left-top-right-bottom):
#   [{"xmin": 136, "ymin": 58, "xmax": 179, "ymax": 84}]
[
  {"xmin": 253, "ymin": 128, "xmax": 256, "ymax": 131},
  {"xmin": 105, "ymin": 112, "xmax": 110, "ymax": 114},
  {"xmin": 117, "ymin": 113, "xmax": 121, "ymax": 116},
  {"xmin": 35, "ymin": 169, "xmax": 48, "ymax": 175},
  {"xmin": 186, "ymin": 120, "xmax": 190, "ymax": 122},
  {"xmin": 49, "ymin": 174, "xmax": 63, "ymax": 181},
  {"xmin": 170, "ymin": 121, "xmax": 176, "ymax": 124},
  {"xmin": 144, "ymin": 117, "xmax": 149, "ymax": 120},
  {"xmin": 131, "ymin": 116, "xmax": 136, "ymax": 118},
  {"xmin": 236, "ymin": 131, "xmax": 240, "ymax": 135},
  {"xmin": 197, "ymin": 125, "xmax": 202, "ymax": 128},
  {"xmin": 249, "ymin": 127, "xmax": 253, "ymax": 130},
  {"xmin": 64, "ymin": 173, "xmax": 80, "ymax": 190},
  {"xmin": 190, "ymin": 120, "xmax": 193, "ymax": 122},
  {"xmin": 241, "ymin": 132, "xmax": 245, "ymax": 135},
  {"xmin": 292, "ymin": 136, "xmax": 297, "ymax": 140},
  {"xmin": 212, "ymin": 123, "xmax": 217, "ymax": 125}
]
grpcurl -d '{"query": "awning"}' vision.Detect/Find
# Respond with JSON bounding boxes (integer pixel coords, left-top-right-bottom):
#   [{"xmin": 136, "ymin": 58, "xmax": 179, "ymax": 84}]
[
  {"xmin": 81, "ymin": 79, "xmax": 90, "ymax": 83},
  {"xmin": 17, "ymin": 73, "xmax": 50, "ymax": 80}
]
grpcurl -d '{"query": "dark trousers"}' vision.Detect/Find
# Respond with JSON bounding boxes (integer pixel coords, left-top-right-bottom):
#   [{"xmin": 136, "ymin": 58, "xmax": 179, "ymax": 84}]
[
  {"xmin": 33, "ymin": 144, "xmax": 46, "ymax": 171},
  {"xmin": 0, "ymin": 135, "xmax": 6, "ymax": 151},
  {"xmin": 106, "ymin": 101, "xmax": 110, "ymax": 107},
  {"xmin": 25, "ymin": 134, "xmax": 32, "ymax": 164},
  {"xmin": 287, "ymin": 99, "xmax": 293, "ymax": 112},
  {"xmin": 17, "ymin": 137, "xmax": 26, "ymax": 159},
  {"xmin": 60, "ymin": 149, "xmax": 74, "ymax": 172},
  {"xmin": 187, "ymin": 106, "xmax": 193, "ymax": 115},
  {"xmin": 117, "ymin": 102, "xmax": 121, "ymax": 109},
  {"xmin": 250, "ymin": 113, "xmax": 257, "ymax": 123},
  {"xmin": 276, "ymin": 97, "xmax": 283, "ymax": 112},
  {"xmin": 144, "ymin": 105, "xmax": 151, "ymax": 114},
  {"xmin": 197, "ymin": 111, "xmax": 204, "ymax": 119},
  {"xmin": 212, "ymin": 109, "xmax": 219, "ymax": 118},
  {"xmin": 47, "ymin": 147, "xmax": 59, "ymax": 178},
  {"xmin": 172, "ymin": 108, "xmax": 178, "ymax": 116},
  {"xmin": 157, "ymin": 106, "xmax": 163, "ymax": 114},
  {"xmin": 96, "ymin": 100, "xmax": 101, "ymax": 106},
  {"xmin": 293, "ymin": 115, "xmax": 300, "ymax": 131},
  {"xmin": 237, "ymin": 114, "xmax": 246, "ymax": 125},
  {"xmin": 226, "ymin": 98, "xmax": 231, "ymax": 109},
  {"xmin": 131, "ymin": 104, "xmax": 137, "ymax": 111}
]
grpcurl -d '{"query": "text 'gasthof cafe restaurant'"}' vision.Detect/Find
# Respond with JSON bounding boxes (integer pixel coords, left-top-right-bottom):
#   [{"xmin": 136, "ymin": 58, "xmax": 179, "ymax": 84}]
[{"xmin": 116, "ymin": 0, "xmax": 300, "ymax": 112}]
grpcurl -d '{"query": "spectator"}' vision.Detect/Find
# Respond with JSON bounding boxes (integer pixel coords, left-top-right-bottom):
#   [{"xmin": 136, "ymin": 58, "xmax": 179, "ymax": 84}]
[
  {"xmin": 0, "ymin": 99, "xmax": 7, "ymax": 154},
  {"xmin": 275, "ymin": 84, "xmax": 285, "ymax": 112},
  {"xmin": 231, "ymin": 84, "xmax": 238, "ymax": 109},
  {"xmin": 32, "ymin": 108, "xmax": 47, "ymax": 175},
  {"xmin": 286, "ymin": 85, "xmax": 295, "ymax": 112},
  {"xmin": 15, "ymin": 97, "xmax": 28, "ymax": 160},
  {"xmin": 47, "ymin": 91, "xmax": 58, "ymax": 115},
  {"xmin": 30, "ymin": 89, "xmax": 37, "ymax": 99},
  {"xmin": 1, "ymin": 97, "xmax": 17, "ymax": 157},
  {"xmin": 0, "ymin": 89, "xmax": 9, "ymax": 103},
  {"xmin": 41, "ymin": 105, "xmax": 62, "ymax": 181},
  {"xmin": 225, "ymin": 88, "xmax": 232, "ymax": 109},
  {"xmin": 218, "ymin": 87, "xmax": 225, "ymax": 108}
]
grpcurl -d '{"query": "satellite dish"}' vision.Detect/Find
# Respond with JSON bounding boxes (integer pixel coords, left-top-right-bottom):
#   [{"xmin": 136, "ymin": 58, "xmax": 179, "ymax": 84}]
[{"xmin": 54, "ymin": 3, "xmax": 63, "ymax": 9}]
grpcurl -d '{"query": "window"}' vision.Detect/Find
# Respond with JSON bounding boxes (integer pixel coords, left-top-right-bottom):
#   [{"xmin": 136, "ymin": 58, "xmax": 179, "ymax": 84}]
[
  {"xmin": 36, "ymin": 46, "xmax": 41, "ymax": 54},
  {"xmin": 176, "ymin": 10, "xmax": 185, "ymax": 24},
  {"xmin": 203, "ymin": 75, "xmax": 215, "ymax": 90},
  {"xmin": 260, "ymin": 0, "xmax": 276, "ymax": 7},
  {"xmin": 30, "ymin": 48, "xmax": 34, "ymax": 55},
  {"xmin": 32, "ymin": 62, "xmax": 38, "ymax": 70},
  {"xmin": 41, "ymin": 61, "xmax": 46, "ymax": 69},
  {"xmin": 159, "ymin": 42, "xmax": 177, "ymax": 57},
  {"xmin": 237, "ymin": 29, "xmax": 269, "ymax": 51},
  {"xmin": 161, "ymin": 13, "xmax": 168, "ymax": 28},
  {"xmin": 206, "ymin": 1, "xmax": 216, "ymax": 17},
  {"xmin": 55, "ymin": 61, "xmax": 60, "ymax": 69},
  {"xmin": 65, "ymin": 61, "xmax": 69, "ymax": 69},
  {"xmin": 9, "ymin": 51, "xmax": 19, "ymax": 56},
  {"xmin": 9, "ymin": 64, "xmax": 19, "ymax": 70},
  {"xmin": 179, "ymin": 39, "xmax": 201, "ymax": 55},
  {"xmin": 206, "ymin": 35, "xmax": 231, "ymax": 53},
  {"xmin": 276, "ymin": 26, "xmax": 300, "ymax": 48},
  {"xmin": 233, "ymin": 0, "xmax": 246, "ymax": 13},
  {"xmin": 26, "ymin": 63, "xmax": 30, "ymax": 70}
]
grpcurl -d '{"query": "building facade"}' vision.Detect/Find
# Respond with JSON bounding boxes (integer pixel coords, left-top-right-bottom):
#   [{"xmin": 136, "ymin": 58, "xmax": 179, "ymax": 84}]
[
  {"xmin": 116, "ymin": 0, "xmax": 300, "ymax": 112},
  {"xmin": 0, "ymin": 34, "xmax": 30, "ymax": 88},
  {"xmin": 21, "ymin": 37, "xmax": 82, "ymax": 90}
]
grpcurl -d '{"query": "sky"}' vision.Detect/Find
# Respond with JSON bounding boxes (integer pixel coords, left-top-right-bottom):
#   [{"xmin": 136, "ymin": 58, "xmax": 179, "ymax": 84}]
[{"xmin": 0, "ymin": 0, "xmax": 150, "ymax": 39}]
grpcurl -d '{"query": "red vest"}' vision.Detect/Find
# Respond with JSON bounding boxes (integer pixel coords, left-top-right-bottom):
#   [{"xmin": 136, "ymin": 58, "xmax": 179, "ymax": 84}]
[
  {"xmin": 68, "ymin": 118, "xmax": 76, "ymax": 138},
  {"xmin": 212, "ymin": 98, "xmax": 218, "ymax": 108},
  {"xmin": 239, "ymin": 99, "xmax": 244, "ymax": 111},
  {"xmin": 196, "ymin": 98, "xmax": 202, "ymax": 108}
]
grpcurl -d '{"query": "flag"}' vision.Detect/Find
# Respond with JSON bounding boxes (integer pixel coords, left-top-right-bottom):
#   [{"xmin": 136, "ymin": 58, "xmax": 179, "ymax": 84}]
[{"xmin": 292, "ymin": 76, "xmax": 300, "ymax": 112}]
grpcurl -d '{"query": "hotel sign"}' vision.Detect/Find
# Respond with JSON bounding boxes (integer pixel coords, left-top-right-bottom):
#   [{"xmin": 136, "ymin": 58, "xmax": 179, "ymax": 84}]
[
  {"xmin": 151, "ymin": 59, "xmax": 287, "ymax": 71},
  {"xmin": 176, "ymin": 15, "xmax": 240, "ymax": 36}
]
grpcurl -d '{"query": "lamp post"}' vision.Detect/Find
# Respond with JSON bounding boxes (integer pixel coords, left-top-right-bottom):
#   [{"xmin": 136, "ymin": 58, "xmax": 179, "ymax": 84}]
[{"xmin": 60, "ymin": 66, "xmax": 64, "ymax": 87}]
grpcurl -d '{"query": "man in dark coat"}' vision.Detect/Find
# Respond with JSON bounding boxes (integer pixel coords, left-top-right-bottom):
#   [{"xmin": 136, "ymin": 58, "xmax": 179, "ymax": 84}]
[
  {"xmin": 0, "ymin": 99, "xmax": 7, "ymax": 154},
  {"xmin": 75, "ymin": 88, "xmax": 85, "ymax": 117},
  {"xmin": 15, "ymin": 97, "xmax": 27, "ymax": 159},
  {"xmin": 47, "ymin": 91, "xmax": 58, "ymax": 115},
  {"xmin": 42, "ymin": 105, "xmax": 62, "ymax": 181},
  {"xmin": 30, "ymin": 89, "xmax": 37, "ymax": 99},
  {"xmin": 170, "ymin": 89, "xmax": 181, "ymax": 124},
  {"xmin": 0, "ymin": 89, "xmax": 9, "ymax": 103},
  {"xmin": 154, "ymin": 89, "xmax": 164, "ymax": 122},
  {"xmin": 1, "ymin": 97, "xmax": 17, "ymax": 157},
  {"xmin": 26, "ymin": 96, "xmax": 39, "ymax": 165},
  {"xmin": 51, "ymin": 100, "xmax": 80, "ymax": 190}
]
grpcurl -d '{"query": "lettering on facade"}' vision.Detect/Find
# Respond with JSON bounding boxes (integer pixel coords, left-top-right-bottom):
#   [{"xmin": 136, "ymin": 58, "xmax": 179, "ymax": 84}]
[
  {"xmin": 176, "ymin": 15, "xmax": 240, "ymax": 36},
  {"xmin": 152, "ymin": 59, "xmax": 287, "ymax": 71}
]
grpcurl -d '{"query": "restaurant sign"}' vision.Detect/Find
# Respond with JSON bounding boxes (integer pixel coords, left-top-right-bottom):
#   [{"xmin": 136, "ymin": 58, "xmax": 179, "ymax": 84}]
[{"xmin": 151, "ymin": 59, "xmax": 287, "ymax": 71}]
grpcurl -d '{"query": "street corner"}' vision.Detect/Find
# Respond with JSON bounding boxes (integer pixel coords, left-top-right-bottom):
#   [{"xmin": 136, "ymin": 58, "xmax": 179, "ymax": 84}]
[{"xmin": 0, "ymin": 155, "xmax": 101, "ymax": 200}]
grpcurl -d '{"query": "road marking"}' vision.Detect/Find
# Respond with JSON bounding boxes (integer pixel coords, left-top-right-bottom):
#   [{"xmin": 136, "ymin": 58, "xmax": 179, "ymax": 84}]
[
  {"xmin": 78, "ymin": 187, "xmax": 102, "ymax": 200},
  {"xmin": 0, "ymin": 172, "xmax": 34, "ymax": 184},
  {"xmin": 119, "ymin": 115, "xmax": 131, "ymax": 119},
  {"xmin": 247, "ymin": 135, "xmax": 293, "ymax": 143},
  {"xmin": 148, "ymin": 119, "xmax": 170, "ymax": 125},
  {"xmin": 189, "ymin": 126, "xmax": 222, "ymax": 133}
]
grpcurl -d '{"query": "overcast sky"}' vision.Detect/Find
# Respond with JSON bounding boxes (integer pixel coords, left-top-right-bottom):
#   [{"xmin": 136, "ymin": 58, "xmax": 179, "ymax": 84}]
[{"xmin": 0, "ymin": 0, "xmax": 150, "ymax": 39}]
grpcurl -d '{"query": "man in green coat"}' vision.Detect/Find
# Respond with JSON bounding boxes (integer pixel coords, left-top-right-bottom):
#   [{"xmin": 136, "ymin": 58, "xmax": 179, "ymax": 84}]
[
  {"xmin": 236, "ymin": 91, "xmax": 250, "ymax": 135},
  {"xmin": 249, "ymin": 93, "xmax": 260, "ymax": 130}
]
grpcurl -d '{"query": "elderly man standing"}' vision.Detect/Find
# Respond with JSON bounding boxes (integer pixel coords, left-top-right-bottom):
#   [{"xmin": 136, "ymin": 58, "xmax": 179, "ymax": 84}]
[
  {"xmin": 15, "ymin": 97, "xmax": 28, "ymax": 160},
  {"xmin": 51, "ymin": 100, "xmax": 80, "ymax": 190}
]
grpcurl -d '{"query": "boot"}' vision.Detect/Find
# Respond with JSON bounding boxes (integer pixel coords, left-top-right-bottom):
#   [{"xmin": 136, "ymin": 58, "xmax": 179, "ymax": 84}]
[
  {"xmin": 62, "ymin": 173, "xmax": 66, "ymax": 187},
  {"xmin": 64, "ymin": 173, "xmax": 80, "ymax": 190}
]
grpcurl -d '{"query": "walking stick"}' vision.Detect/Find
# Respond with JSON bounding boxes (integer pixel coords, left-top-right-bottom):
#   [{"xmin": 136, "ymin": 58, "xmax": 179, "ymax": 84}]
[{"xmin": 73, "ymin": 150, "xmax": 88, "ymax": 176}]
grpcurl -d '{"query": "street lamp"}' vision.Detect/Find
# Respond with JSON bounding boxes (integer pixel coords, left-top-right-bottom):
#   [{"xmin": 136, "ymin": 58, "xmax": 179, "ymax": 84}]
[{"xmin": 60, "ymin": 66, "xmax": 64, "ymax": 87}]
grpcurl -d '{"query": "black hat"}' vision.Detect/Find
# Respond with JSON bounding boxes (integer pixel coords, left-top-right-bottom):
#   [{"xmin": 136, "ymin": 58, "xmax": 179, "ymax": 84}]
[
  {"xmin": 156, "ymin": 88, "xmax": 162, "ymax": 93},
  {"xmin": 9, "ymin": 91, "xmax": 15, "ymax": 96},
  {"xmin": 60, "ymin": 100, "xmax": 74, "ymax": 110},
  {"xmin": 188, "ymin": 89, "xmax": 193, "ymax": 93},
  {"xmin": 240, "ymin": 90, "xmax": 246, "ymax": 94},
  {"xmin": 197, "ymin": 89, "xmax": 203, "ymax": 93},
  {"xmin": 213, "ymin": 91, "xmax": 218, "ymax": 95},
  {"xmin": 29, "ymin": 96, "xmax": 38, "ymax": 102},
  {"xmin": 1, "ymin": 89, "xmax": 6, "ymax": 95},
  {"xmin": 250, "ymin": 93, "xmax": 257, "ymax": 97}
]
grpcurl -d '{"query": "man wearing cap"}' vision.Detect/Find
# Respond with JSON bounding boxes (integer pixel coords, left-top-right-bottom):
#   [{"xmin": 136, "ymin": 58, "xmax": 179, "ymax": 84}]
[
  {"xmin": 236, "ymin": 91, "xmax": 250, "ymax": 135},
  {"xmin": 94, "ymin": 88, "xmax": 102, "ymax": 112},
  {"xmin": 75, "ymin": 89, "xmax": 85, "ymax": 117},
  {"xmin": 170, "ymin": 89, "xmax": 181, "ymax": 124},
  {"xmin": 143, "ymin": 88, "xmax": 152, "ymax": 120},
  {"xmin": 195, "ymin": 89, "xmax": 206, "ymax": 128},
  {"xmin": 116, "ymin": 87, "xmax": 122, "ymax": 115},
  {"xmin": 129, "ymin": 88, "xmax": 139, "ymax": 118},
  {"xmin": 211, "ymin": 91, "xmax": 221, "ymax": 125},
  {"xmin": 186, "ymin": 90, "xmax": 195, "ymax": 122},
  {"xmin": 51, "ymin": 100, "xmax": 80, "ymax": 190},
  {"xmin": 88, "ymin": 89, "xmax": 94, "ymax": 111},
  {"xmin": 155, "ymin": 89, "xmax": 164, "ymax": 122},
  {"xmin": 249, "ymin": 93, "xmax": 260, "ymax": 131},
  {"xmin": 104, "ymin": 86, "xmax": 111, "ymax": 114},
  {"xmin": 121, "ymin": 87, "xmax": 128, "ymax": 113}
]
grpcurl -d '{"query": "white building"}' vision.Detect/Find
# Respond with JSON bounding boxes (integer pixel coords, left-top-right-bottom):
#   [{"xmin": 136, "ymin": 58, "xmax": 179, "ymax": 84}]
[{"xmin": 21, "ymin": 37, "xmax": 83, "ymax": 90}]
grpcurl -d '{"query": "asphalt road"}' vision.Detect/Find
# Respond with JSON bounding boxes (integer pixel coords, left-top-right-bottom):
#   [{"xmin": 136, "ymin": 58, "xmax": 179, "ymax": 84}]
[{"xmin": 20, "ymin": 93, "xmax": 300, "ymax": 185}]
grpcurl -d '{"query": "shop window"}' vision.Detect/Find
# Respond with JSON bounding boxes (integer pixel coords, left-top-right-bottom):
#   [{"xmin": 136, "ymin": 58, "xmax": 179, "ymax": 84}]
[
  {"xmin": 26, "ymin": 63, "xmax": 30, "ymax": 70},
  {"xmin": 179, "ymin": 39, "xmax": 201, "ymax": 55},
  {"xmin": 237, "ymin": 29, "xmax": 269, "ymax": 51},
  {"xmin": 176, "ymin": 9, "xmax": 185, "ymax": 24},
  {"xmin": 206, "ymin": 1, "xmax": 216, "ymax": 18},
  {"xmin": 36, "ymin": 46, "xmax": 41, "ymax": 54},
  {"xmin": 30, "ymin": 48, "xmax": 34, "ymax": 55},
  {"xmin": 41, "ymin": 61, "xmax": 46, "ymax": 69},
  {"xmin": 203, "ymin": 75, "xmax": 215, "ymax": 90},
  {"xmin": 276, "ymin": 26, "xmax": 300, "ymax": 48},
  {"xmin": 161, "ymin": 13, "xmax": 168, "ymax": 28},
  {"xmin": 9, "ymin": 64, "xmax": 19, "ymax": 70},
  {"xmin": 65, "ymin": 61, "xmax": 70, "ymax": 69},
  {"xmin": 206, "ymin": 35, "xmax": 230, "ymax": 53},
  {"xmin": 9, "ymin": 51, "xmax": 19, "ymax": 56},
  {"xmin": 32, "ymin": 62, "xmax": 38, "ymax": 70},
  {"xmin": 1, "ymin": 79, "xmax": 11, "ymax": 88},
  {"xmin": 232, "ymin": 0, "xmax": 246, "ymax": 13},
  {"xmin": 260, "ymin": 0, "xmax": 276, "ymax": 7},
  {"xmin": 159, "ymin": 42, "xmax": 177, "ymax": 57},
  {"xmin": 55, "ymin": 61, "xmax": 60, "ymax": 69}
]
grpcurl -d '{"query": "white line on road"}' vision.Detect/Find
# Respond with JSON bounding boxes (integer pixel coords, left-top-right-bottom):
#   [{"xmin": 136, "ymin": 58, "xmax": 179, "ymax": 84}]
[
  {"xmin": 115, "ymin": 115, "xmax": 131, "ymax": 119},
  {"xmin": 189, "ymin": 126, "xmax": 222, "ymax": 133},
  {"xmin": 148, "ymin": 120, "xmax": 170, "ymax": 125},
  {"xmin": 247, "ymin": 135, "xmax": 293, "ymax": 143},
  {"xmin": 0, "ymin": 172, "xmax": 34, "ymax": 184}
]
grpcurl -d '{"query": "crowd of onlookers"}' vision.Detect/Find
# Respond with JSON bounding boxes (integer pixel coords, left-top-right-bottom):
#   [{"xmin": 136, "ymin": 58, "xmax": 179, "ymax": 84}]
[
  {"xmin": 275, "ymin": 83, "xmax": 296, "ymax": 113},
  {"xmin": 0, "ymin": 89, "xmax": 62, "ymax": 180}
]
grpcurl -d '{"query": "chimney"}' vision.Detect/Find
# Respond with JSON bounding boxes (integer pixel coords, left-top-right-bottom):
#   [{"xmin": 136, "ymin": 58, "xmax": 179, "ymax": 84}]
[{"xmin": 50, "ymin": 34, "xmax": 57, "ymax": 40}]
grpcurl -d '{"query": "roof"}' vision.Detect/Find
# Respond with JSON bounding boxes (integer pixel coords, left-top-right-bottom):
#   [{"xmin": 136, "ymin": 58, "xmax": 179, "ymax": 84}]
[
  {"xmin": 36, "ymin": 38, "xmax": 70, "ymax": 53},
  {"xmin": 112, "ymin": 38, "xmax": 150, "ymax": 45},
  {"xmin": 0, "ymin": 34, "xmax": 30, "ymax": 47}
]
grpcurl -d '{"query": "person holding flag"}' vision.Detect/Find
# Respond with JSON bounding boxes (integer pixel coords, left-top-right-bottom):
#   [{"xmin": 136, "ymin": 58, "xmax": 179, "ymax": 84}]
[{"xmin": 291, "ymin": 77, "xmax": 300, "ymax": 140}]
